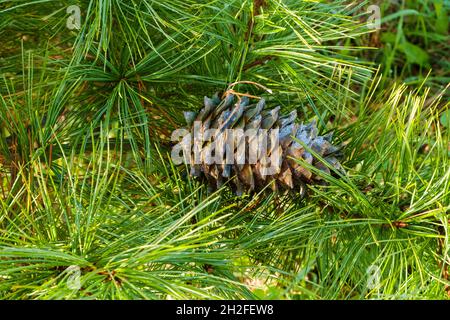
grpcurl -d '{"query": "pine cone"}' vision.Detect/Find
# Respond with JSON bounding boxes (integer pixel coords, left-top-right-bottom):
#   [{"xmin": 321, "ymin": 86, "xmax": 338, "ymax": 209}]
[{"xmin": 178, "ymin": 93, "xmax": 344, "ymax": 195}]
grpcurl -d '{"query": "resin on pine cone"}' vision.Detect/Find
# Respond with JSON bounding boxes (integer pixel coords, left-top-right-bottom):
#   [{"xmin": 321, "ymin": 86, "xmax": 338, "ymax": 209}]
[{"xmin": 177, "ymin": 93, "xmax": 344, "ymax": 195}]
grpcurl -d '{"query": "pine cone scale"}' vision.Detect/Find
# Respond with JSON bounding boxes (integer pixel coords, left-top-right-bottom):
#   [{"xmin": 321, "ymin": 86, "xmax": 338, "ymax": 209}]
[{"xmin": 181, "ymin": 93, "xmax": 344, "ymax": 195}]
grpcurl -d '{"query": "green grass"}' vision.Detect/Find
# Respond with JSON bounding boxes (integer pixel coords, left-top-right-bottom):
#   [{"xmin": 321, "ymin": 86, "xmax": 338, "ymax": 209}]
[
  {"xmin": 356, "ymin": 0, "xmax": 449, "ymax": 92},
  {"xmin": 0, "ymin": 0, "xmax": 449, "ymax": 299}
]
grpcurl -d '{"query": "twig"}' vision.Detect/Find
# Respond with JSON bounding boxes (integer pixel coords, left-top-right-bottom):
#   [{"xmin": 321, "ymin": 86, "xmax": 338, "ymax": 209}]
[{"xmin": 243, "ymin": 56, "xmax": 274, "ymax": 71}]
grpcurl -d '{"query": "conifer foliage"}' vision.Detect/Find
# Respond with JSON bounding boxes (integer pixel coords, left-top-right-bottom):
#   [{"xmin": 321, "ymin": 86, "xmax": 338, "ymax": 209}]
[{"xmin": 0, "ymin": 1, "xmax": 448, "ymax": 299}]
